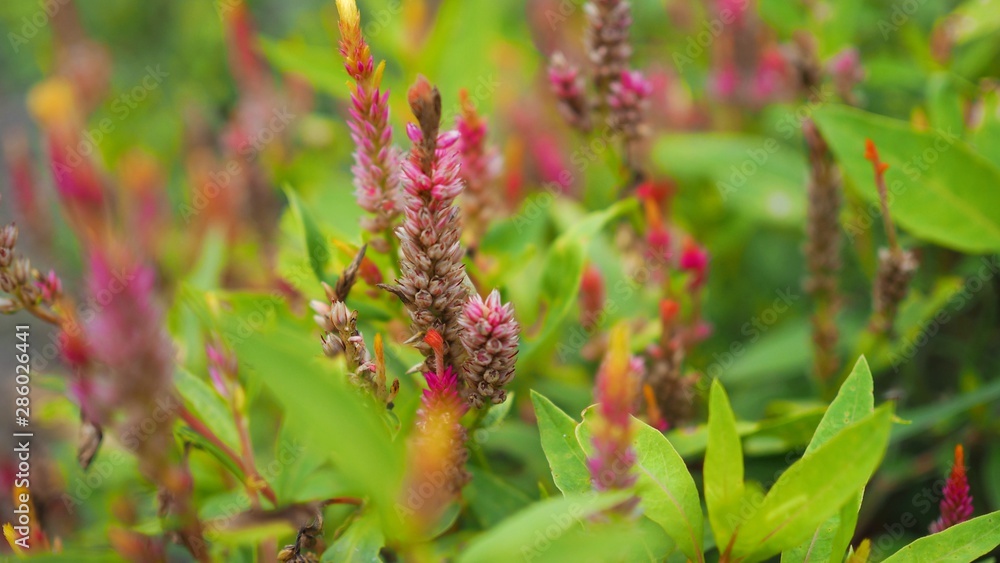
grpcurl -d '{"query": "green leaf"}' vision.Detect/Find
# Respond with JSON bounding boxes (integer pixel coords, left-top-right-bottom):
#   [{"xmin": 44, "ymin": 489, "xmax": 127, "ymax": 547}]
[
  {"xmin": 480, "ymin": 392, "xmax": 515, "ymax": 430},
  {"xmin": 283, "ymin": 185, "xmax": 331, "ymax": 283},
  {"xmin": 733, "ymin": 405, "xmax": 894, "ymax": 562},
  {"xmin": 633, "ymin": 418, "xmax": 706, "ymax": 563},
  {"xmin": 219, "ymin": 293, "xmax": 405, "ymax": 530},
  {"xmin": 174, "ymin": 367, "xmax": 240, "ymax": 451},
  {"xmin": 881, "ymin": 511, "xmax": 1000, "ymax": 563},
  {"xmin": 782, "ymin": 357, "xmax": 874, "ymax": 563},
  {"xmin": 530, "ymin": 391, "xmax": 591, "ymax": 495},
  {"xmin": 465, "ymin": 465, "xmax": 533, "ymax": 528},
  {"xmin": 706, "ymin": 380, "xmax": 744, "ymax": 553},
  {"xmin": 812, "ymin": 105, "xmax": 1000, "ymax": 254},
  {"xmin": 322, "ymin": 509, "xmax": 385, "ymax": 563},
  {"xmin": 456, "ymin": 492, "xmax": 643, "ymax": 563}
]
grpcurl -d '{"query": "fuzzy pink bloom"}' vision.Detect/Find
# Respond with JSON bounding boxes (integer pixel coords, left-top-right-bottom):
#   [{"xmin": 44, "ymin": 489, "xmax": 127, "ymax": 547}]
[
  {"xmin": 679, "ymin": 238, "xmax": 709, "ymax": 290},
  {"xmin": 548, "ymin": 52, "xmax": 592, "ymax": 132},
  {"xmin": 455, "ymin": 90, "xmax": 502, "ymax": 241},
  {"xmin": 579, "ymin": 265, "xmax": 605, "ymax": 331},
  {"xmin": 459, "ymin": 289, "xmax": 520, "ymax": 407},
  {"xmin": 930, "ymin": 445, "xmax": 974, "ymax": 533},
  {"xmin": 589, "ymin": 326, "xmax": 642, "ymax": 510},
  {"xmin": 608, "ymin": 69, "xmax": 653, "ymax": 142},
  {"xmin": 828, "ymin": 47, "xmax": 865, "ymax": 104}
]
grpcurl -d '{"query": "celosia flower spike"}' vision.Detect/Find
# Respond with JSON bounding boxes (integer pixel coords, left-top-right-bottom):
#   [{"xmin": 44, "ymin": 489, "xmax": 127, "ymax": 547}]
[
  {"xmin": 588, "ymin": 324, "xmax": 642, "ymax": 512},
  {"xmin": 930, "ymin": 444, "xmax": 973, "ymax": 533},
  {"xmin": 608, "ymin": 69, "xmax": 653, "ymax": 150},
  {"xmin": 336, "ymin": 0, "xmax": 401, "ymax": 250},
  {"xmin": 459, "ymin": 289, "xmax": 520, "ymax": 408},
  {"xmin": 548, "ymin": 52, "xmax": 593, "ymax": 133},
  {"xmin": 585, "ymin": 0, "xmax": 634, "ymax": 112},
  {"xmin": 399, "ymin": 329, "xmax": 470, "ymax": 536},
  {"xmin": 381, "ymin": 77, "xmax": 471, "ymax": 375},
  {"xmin": 455, "ymin": 89, "xmax": 502, "ymax": 242}
]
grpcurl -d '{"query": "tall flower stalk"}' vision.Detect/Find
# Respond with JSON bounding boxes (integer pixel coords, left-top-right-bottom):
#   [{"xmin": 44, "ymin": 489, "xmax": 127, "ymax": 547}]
[
  {"xmin": 864, "ymin": 139, "xmax": 917, "ymax": 336},
  {"xmin": 585, "ymin": 0, "xmax": 633, "ymax": 112},
  {"xmin": 381, "ymin": 76, "xmax": 470, "ymax": 375},
  {"xmin": 336, "ymin": 0, "xmax": 401, "ymax": 252}
]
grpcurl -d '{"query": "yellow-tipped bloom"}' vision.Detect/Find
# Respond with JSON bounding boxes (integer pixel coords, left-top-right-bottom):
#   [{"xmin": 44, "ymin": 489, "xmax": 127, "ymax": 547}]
[
  {"xmin": 3, "ymin": 522, "xmax": 24, "ymax": 555},
  {"xmin": 27, "ymin": 78, "xmax": 78, "ymax": 130}
]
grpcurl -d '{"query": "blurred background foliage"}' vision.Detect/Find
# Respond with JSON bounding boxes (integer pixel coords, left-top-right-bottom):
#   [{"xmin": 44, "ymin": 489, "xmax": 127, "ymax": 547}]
[{"xmin": 1, "ymin": 0, "xmax": 1000, "ymax": 560}]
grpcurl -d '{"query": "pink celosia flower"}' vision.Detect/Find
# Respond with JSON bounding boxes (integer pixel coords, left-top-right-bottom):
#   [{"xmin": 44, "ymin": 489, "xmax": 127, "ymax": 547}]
[
  {"xmin": 336, "ymin": 0, "xmax": 401, "ymax": 248},
  {"xmin": 459, "ymin": 289, "xmax": 520, "ymax": 407},
  {"xmin": 548, "ymin": 52, "xmax": 592, "ymax": 132},
  {"xmin": 751, "ymin": 48, "xmax": 789, "ymax": 104},
  {"xmin": 585, "ymin": 0, "xmax": 634, "ymax": 110},
  {"xmin": 455, "ymin": 89, "xmax": 502, "ymax": 242},
  {"xmin": 710, "ymin": 63, "xmax": 739, "ymax": 100},
  {"xmin": 608, "ymin": 70, "xmax": 653, "ymax": 144},
  {"xmin": 589, "ymin": 325, "xmax": 643, "ymax": 511},
  {"xmin": 679, "ymin": 238, "xmax": 709, "ymax": 290},
  {"xmin": 580, "ymin": 265, "xmax": 605, "ymax": 331},
  {"xmin": 930, "ymin": 445, "xmax": 974, "ymax": 533}
]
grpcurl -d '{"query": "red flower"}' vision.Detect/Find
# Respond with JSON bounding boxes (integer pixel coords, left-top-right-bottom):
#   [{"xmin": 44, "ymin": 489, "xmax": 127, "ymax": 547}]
[{"xmin": 930, "ymin": 445, "xmax": 974, "ymax": 533}]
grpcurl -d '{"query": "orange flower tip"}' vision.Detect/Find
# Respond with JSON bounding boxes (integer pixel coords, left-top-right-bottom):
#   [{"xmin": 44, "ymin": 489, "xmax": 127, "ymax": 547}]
[
  {"xmin": 423, "ymin": 329, "xmax": 445, "ymax": 356},
  {"xmin": 954, "ymin": 444, "xmax": 965, "ymax": 471},
  {"xmin": 408, "ymin": 75, "xmax": 435, "ymax": 107},
  {"xmin": 863, "ymin": 138, "xmax": 878, "ymax": 161},
  {"xmin": 659, "ymin": 299, "xmax": 680, "ymax": 323}
]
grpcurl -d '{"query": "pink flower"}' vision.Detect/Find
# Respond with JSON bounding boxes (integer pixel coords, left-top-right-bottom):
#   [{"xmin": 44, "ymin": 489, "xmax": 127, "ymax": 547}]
[
  {"xmin": 679, "ymin": 238, "xmax": 709, "ymax": 290},
  {"xmin": 548, "ymin": 52, "xmax": 592, "ymax": 132},
  {"xmin": 459, "ymin": 290, "xmax": 520, "ymax": 407},
  {"xmin": 930, "ymin": 445, "xmax": 974, "ymax": 533},
  {"xmin": 455, "ymin": 90, "xmax": 502, "ymax": 241},
  {"xmin": 608, "ymin": 70, "xmax": 653, "ymax": 142}
]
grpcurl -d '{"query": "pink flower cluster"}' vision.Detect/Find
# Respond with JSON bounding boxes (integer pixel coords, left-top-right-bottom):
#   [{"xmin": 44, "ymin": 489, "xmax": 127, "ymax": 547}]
[{"xmin": 459, "ymin": 290, "xmax": 520, "ymax": 407}]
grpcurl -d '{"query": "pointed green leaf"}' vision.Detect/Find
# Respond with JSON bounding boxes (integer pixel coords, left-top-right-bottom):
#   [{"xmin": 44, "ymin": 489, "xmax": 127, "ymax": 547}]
[
  {"xmin": 812, "ymin": 105, "xmax": 1000, "ymax": 253},
  {"xmin": 706, "ymin": 379, "xmax": 745, "ymax": 554},
  {"xmin": 782, "ymin": 357, "xmax": 875, "ymax": 563},
  {"xmin": 734, "ymin": 405, "xmax": 894, "ymax": 562},
  {"xmin": 633, "ymin": 418, "xmax": 706, "ymax": 563},
  {"xmin": 456, "ymin": 492, "xmax": 646, "ymax": 563},
  {"xmin": 882, "ymin": 511, "xmax": 1000, "ymax": 563},
  {"xmin": 322, "ymin": 509, "xmax": 384, "ymax": 563},
  {"xmin": 531, "ymin": 391, "xmax": 591, "ymax": 495},
  {"xmin": 283, "ymin": 185, "xmax": 331, "ymax": 282}
]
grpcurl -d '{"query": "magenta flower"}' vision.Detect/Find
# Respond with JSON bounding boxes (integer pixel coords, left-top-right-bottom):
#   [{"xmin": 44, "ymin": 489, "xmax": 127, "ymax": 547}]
[
  {"xmin": 459, "ymin": 289, "xmax": 520, "ymax": 408},
  {"xmin": 548, "ymin": 52, "xmax": 592, "ymax": 132},
  {"xmin": 930, "ymin": 445, "xmax": 974, "ymax": 533},
  {"xmin": 455, "ymin": 90, "xmax": 502, "ymax": 242},
  {"xmin": 608, "ymin": 69, "xmax": 653, "ymax": 144},
  {"xmin": 679, "ymin": 238, "xmax": 709, "ymax": 290}
]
